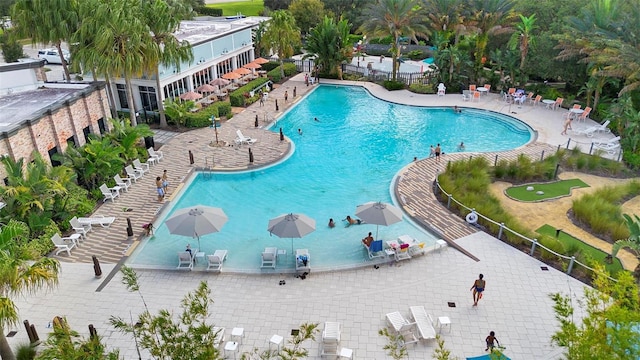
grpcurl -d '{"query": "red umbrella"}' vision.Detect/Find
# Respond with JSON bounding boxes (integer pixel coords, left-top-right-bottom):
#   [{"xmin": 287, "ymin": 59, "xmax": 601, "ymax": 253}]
[
  {"xmin": 243, "ymin": 62, "xmax": 261, "ymax": 69},
  {"xmin": 196, "ymin": 84, "xmax": 217, "ymax": 93},
  {"xmin": 179, "ymin": 91, "xmax": 203, "ymax": 101},
  {"xmin": 222, "ymin": 72, "xmax": 242, "ymax": 80},
  {"xmin": 253, "ymin": 57, "xmax": 269, "ymax": 64}
]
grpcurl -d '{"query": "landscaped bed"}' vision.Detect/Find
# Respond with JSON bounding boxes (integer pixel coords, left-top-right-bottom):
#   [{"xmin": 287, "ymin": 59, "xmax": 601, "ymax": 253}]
[
  {"xmin": 536, "ymin": 224, "xmax": 623, "ymax": 275},
  {"xmin": 505, "ymin": 179, "xmax": 589, "ymax": 202}
]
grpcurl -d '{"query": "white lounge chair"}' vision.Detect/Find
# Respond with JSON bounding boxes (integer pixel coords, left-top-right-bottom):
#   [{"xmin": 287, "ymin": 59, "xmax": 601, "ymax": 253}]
[
  {"xmin": 213, "ymin": 327, "xmax": 225, "ymax": 349},
  {"xmin": 320, "ymin": 322, "xmax": 341, "ymax": 357},
  {"xmin": 125, "ymin": 165, "xmax": 143, "ymax": 182},
  {"xmin": 409, "ymin": 306, "xmax": 437, "ymax": 341},
  {"xmin": 77, "ymin": 215, "xmax": 116, "ymax": 228},
  {"xmin": 206, "ymin": 250, "xmax": 228, "ymax": 272},
  {"xmin": 296, "ymin": 249, "xmax": 311, "ymax": 273},
  {"xmin": 51, "ymin": 233, "xmax": 78, "ymax": 256},
  {"xmin": 234, "ymin": 129, "xmax": 257, "ymax": 145},
  {"xmin": 385, "ymin": 312, "xmax": 419, "ymax": 346},
  {"xmin": 574, "ymin": 120, "xmax": 610, "ymax": 138},
  {"xmin": 99, "ymin": 184, "xmax": 120, "ymax": 202},
  {"xmin": 114, "ymin": 174, "xmax": 132, "ymax": 192},
  {"xmin": 397, "ymin": 235, "xmax": 426, "ymax": 256},
  {"xmin": 70, "ymin": 216, "xmax": 90, "ymax": 238},
  {"xmin": 364, "ymin": 240, "xmax": 387, "ymax": 259},
  {"xmin": 594, "ymin": 136, "xmax": 621, "ymax": 150},
  {"xmin": 148, "ymin": 147, "xmax": 164, "ymax": 163},
  {"xmin": 177, "ymin": 251, "xmax": 193, "ymax": 270},
  {"xmin": 261, "ymin": 247, "xmax": 278, "ymax": 269},
  {"xmin": 393, "ymin": 243, "xmax": 412, "ymax": 262},
  {"xmin": 133, "ymin": 159, "xmax": 150, "ymax": 174}
]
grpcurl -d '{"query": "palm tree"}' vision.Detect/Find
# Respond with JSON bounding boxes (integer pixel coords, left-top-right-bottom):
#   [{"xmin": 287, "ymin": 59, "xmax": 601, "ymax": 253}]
[
  {"xmin": 252, "ymin": 20, "xmax": 269, "ymax": 58},
  {"xmin": 612, "ymin": 214, "xmax": 640, "ymax": 267},
  {"xmin": 303, "ymin": 16, "xmax": 352, "ymax": 79},
  {"xmin": 467, "ymin": 0, "xmax": 516, "ymax": 74},
  {"xmin": 11, "ymin": 0, "xmax": 79, "ymax": 82},
  {"xmin": 358, "ymin": 0, "xmax": 429, "ymax": 81},
  {"xmin": 262, "ymin": 10, "xmax": 301, "ymax": 79},
  {"xmin": 142, "ymin": 0, "xmax": 194, "ymax": 128},
  {"xmin": 76, "ymin": 0, "xmax": 151, "ymax": 126},
  {"xmin": 509, "ymin": 14, "xmax": 537, "ymax": 72},
  {"xmin": 0, "ymin": 220, "xmax": 60, "ymax": 360},
  {"xmin": 424, "ymin": 0, "xmax": 464, "ymax": 42}
]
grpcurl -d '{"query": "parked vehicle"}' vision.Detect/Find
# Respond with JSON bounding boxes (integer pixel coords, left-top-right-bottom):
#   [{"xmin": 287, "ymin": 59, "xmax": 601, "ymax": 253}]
[{"xmin": 37, "ymin": 48, "xmax": 70, "ymax": 65}]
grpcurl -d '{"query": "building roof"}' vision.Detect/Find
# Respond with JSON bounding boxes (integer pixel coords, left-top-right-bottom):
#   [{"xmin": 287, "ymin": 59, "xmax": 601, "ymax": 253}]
[
  {"xmin": 0, "ymin": 82, "xmax": 105, "ymax": 137},
  {"xmin": 176, "ymin": 16, "xmax": 269, "ymax": 45}
]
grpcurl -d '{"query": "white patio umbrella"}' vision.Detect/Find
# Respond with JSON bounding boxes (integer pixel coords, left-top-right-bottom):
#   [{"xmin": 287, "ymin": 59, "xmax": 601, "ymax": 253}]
[
  {"xmin": 355, "ymin": 201, "xmax": 403, "ymax": 240},
  {"xmin": 165, "ymin": 205, "xmax": 228, "ymax": 250},
  {"xmin": 267, "ymin": 213, "xmax": 315, "ymax": 255}
]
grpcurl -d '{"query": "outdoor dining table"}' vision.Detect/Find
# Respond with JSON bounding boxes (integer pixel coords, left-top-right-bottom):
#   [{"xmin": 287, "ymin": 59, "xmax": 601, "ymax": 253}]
[
  {"xmin": 569, "ymin": 108, "xmax": 584, "ymax": 119},
  {"xmin": 542, "ymin": 99, "xmax": 555, "ymax": 109},
  {"xmin": 476, "ymin": 87, "xmax": 488, "ymax": 95}
]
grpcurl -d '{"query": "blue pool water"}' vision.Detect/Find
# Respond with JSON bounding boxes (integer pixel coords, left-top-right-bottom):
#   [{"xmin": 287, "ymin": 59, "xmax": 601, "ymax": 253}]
[{"xmin": 129, "ymin": 85, "xmax": 533, "ymax": 272}]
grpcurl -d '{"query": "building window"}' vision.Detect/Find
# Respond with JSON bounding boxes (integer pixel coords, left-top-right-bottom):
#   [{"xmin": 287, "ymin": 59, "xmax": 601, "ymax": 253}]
[
  {"xmin": 192, "ymin": 69, "xmax": 211, "ymax": 89},
  {"xmin": 48, "ymin": 147, "xmax": 61, "ymax": 167},
  {"xmin": 83, "ymin": 126, "xmax": 91, "ymax": 143},
  {"xmin": 139, "ymin": 86, "xmax": 158, "ymax": 111},
  {"xmin": 116, "ymin": 84, "xmax": 129, "ymax": 109},
  {"xmin": 163, "ymin": 78, "xmax": 188, "ymax": 100},
  {"xmin": 98, "ymin": 118, "xmax": 106, "ymax": 134},
  {"xmin": 66, "ymin": 136, "xmax": 76, "ymax": 147},
  {"xmin": 216, "ymin": 59, "xmax": 232, "ymax": 76}
]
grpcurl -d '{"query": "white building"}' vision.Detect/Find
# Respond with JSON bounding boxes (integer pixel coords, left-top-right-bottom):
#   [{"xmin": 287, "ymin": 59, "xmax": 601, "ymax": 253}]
[{"xmin": 109, "ymin": 16, "xmax": 269, "ymax": 116}]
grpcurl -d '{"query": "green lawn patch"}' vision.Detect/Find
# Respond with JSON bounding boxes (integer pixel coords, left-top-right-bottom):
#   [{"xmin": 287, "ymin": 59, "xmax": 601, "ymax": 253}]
[
  {"xmin": 506, "ymin": 179, "xmax": 589, "ymax": 202},
  {"xmin": 206, "ymin": 0, "xmax": 264, "ymax": 16},
  {"xmin": 536, "ymin": 224, "xmax": 623, "ymax": 275}
]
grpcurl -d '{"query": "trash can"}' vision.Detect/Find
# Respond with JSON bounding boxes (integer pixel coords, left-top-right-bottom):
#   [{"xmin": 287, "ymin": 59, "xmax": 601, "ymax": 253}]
[{"xmin": 144, "ymin": 136, "xmax": 155, "ymax": 149}]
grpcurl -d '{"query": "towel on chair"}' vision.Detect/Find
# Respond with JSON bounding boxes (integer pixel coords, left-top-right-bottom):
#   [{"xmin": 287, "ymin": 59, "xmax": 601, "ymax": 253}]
[{"xmin": 370, "ymin": 240, "xmax": 383, "ymax": 252}]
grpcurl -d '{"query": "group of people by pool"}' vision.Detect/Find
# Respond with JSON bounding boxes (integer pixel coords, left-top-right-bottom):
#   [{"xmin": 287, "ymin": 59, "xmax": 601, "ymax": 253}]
[{"xmin": 327, "ymin": 215, "xmax": 363, "ymax": 229}]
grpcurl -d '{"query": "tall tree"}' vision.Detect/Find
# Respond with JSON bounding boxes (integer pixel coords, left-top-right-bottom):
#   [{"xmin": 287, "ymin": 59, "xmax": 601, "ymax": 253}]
[
  {"xmin": 75, "ymin": 0, "xmax": 151, "ymax": 126},
  {"xmin": 262, "ymin": 10, "xmax": 301, "ymax": 78},
  {"xmin": 509, "ymin": 14, "xmax": 537, "ymax": 72},
  {"xmin": 467, "ymin": 0, "xmax": 515, "ymax": 76},
  {"xmin": 423, "ymin": 0, "xmax": 465, "ymax": 44},
  {"xmin": 11, "ymin": 0, "xmax": 79, "ymax": 82},
  {"xmin": 289, "ymin": 0, "xmax": 325, "ymax": 36},
  {"xmin": 0, "ymin": 220, "xmax": 60, "ymax": 360},
  {"xmin": 252, "ymin": 20, "xmax": 268, "ymax": 58},
  {"xmin": 142, "ymin": 0, "xmax": 194, "ymax": 128},
  {"xmin": 358, "ymin": 0, "xmax": 429, "ymax": 81},
  {"xmin": 303, "ymin": 16, "xmax": 352, "ymax": 79}
]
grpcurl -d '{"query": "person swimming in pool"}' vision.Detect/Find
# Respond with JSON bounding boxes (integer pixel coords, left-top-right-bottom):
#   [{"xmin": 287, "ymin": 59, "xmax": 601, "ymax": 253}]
[
  {"xmin": 328, "ymin": 218, "xmax": 335, "ymax": 228},
  {"xmin": 344, "ymin": 215, "xmax": 362, "ymax": 226}
]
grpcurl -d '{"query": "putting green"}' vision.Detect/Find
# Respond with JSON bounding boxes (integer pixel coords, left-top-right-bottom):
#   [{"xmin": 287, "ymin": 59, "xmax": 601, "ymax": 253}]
[
  {"xmin": 536, "ymin": 224, "xmax": 623, "ymax": 275},
  {"xmin": 505, "ymin": 179, "xmax": 589, "ymax": 202},
  {"xmin": 206, "ymin": 1, "xmax": 264, "ymax": 16}
]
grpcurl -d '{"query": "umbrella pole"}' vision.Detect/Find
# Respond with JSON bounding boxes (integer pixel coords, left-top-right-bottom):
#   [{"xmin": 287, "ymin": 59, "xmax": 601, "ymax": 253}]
[
  {"xmin": 197, "ymin": 235, "xmax": 201, "ymax": 252},
  {"xmin": 375, "ymin": 225, "xmax": 379, "ymax": 240}
]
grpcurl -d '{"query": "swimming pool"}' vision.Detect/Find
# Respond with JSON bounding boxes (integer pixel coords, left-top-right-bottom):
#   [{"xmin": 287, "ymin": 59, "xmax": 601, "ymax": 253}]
[{"xmin": 129, "ymin": 85, "xmax": 534, "ymax": 272}]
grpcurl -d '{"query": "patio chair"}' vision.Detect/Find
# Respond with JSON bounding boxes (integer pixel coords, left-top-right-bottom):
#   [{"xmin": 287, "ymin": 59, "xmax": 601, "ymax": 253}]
[
  {"xmin": 234, "ymin": 130, "xmax": 257, "ymax": 145},
  {"xmin": 393, "ymin": 243, "xmax": 412, "ymax": 262},
  {"xmin": 206, "ymin": 250, "xmax": 228, "ymax": 272},
  {"xmin": 320, "ymin": 321, "xmax": 341, "ymax": 357},
  {"xmin": 125, "ymin": 165, "xmax": 143, "ymax": 182},
  {"xmin": 261, "ymin": 247, "xmax": 278, "ymax": 269},
  {"xmin": 385, "ymin": 312, "xmax": 419, "ymax": 346},
  {"xmin": 148, "ymin": 147, "xmax": 164, "ymax": 162},
  {"xmin": 594, "ymin": 136, "xmax": 621, "ymax": 154},
  {"xmin": 99, "ymin": 184, "xmax": 120, "ymax": 202},
  {"xmin": 77, "ymin": 215, "xmax": 116, "ymax": 228},
  {"xmin": 296, "ymin": 249, "xmax": 311, "ymax": 273},
  {"xmin": 409, "ymin": 306, "xmax": 437, "ymax": 341},
  {"xmin": 437, "ymin": 83, "xmax": 446, "ymax": 96},
  {"xmin": 576, "ymin": 106, "xmax": 592, "ymax": 123},
  {"xmin": 575, "ymin": 120, "xmax": 608, "ymax": 137},
  {"xmin": 133, "ymin": 159, "xmax": 150, "ymax": 174},
  {"xmin": 553, "ymin": 97, "xmax": 564, "ymax": 110},
  {"xmin": 472, "ymin": 91, "xmax": 481, "ymax": 102},
  {"xmin": 114, "ymin": 174, "xmax": 131, "ymax": 192},
  {"xmin": 364, "ymin": 240, "xmax": 386, "ymax": 259},
  {"xmin": 213, "ymin": 327, "xmax": 226, "ymax": 349},
  {"xmin": 462, "ymin": 90, "xmax": 471, "ymax": 102},
  {"xmin": 69, "ymin": 216, "xmax": 91, "ymax": 238},
  {"xmin": 51, "ymin": 233, "xmax": 78, "ymax": 256},
  {"xmin": 177, "ymin": 251, "xmax": 194, "ymax": 270},
  {"xmin": 531, "ymin": 95, "xmax": 542, "ymax": 106},
  {"xmin": 469, "ymin": 84, "xmax": 476, "ymax": 92}
]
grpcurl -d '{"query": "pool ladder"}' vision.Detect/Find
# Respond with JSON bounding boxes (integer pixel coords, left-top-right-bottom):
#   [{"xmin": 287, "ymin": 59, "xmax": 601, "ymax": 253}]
[{"xmin": 203, "ymin": 156, "xmax": 214, "ymax": 179}]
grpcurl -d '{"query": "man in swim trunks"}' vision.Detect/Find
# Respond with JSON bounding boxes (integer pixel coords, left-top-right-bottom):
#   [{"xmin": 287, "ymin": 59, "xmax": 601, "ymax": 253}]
[
  {"xmin": 362, "ymin": 232, "xmax": 374, "ymax": 247},
  {"xmin": 470, "ymin": 273, "xmax": 485, "ymax": 306},
  {"xmin": 435, "ymin": 144, "xmax": 442, "ymax": 163},
  {"xmin": 344, "ymin": 215, "xmax": 361, "ymax": 226}
]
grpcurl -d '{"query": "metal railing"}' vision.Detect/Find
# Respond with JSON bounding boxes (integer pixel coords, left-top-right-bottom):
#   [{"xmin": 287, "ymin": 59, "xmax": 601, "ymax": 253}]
[{"xmin": 433, "ymin": 161, "xmax": 619, "ymax": 284}]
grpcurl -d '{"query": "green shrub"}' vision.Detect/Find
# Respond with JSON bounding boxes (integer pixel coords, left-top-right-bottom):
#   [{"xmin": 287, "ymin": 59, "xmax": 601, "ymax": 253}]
[
  {"xmin": 28, "ymin": 222, "xmax": 60, "ymax": 257},
  {"xmin": 196, "ymin": 6, "xmax": 222, "ymax": 16},
  {"xmin": 229, "ymin": 77, "xmax": 270, "ymax": 106},
  {"xmin": 382, "ymin": 80, "xmax": 405, "ymax": 90},
  {"xmin": 15, "ymin": 343, "xmax": 36, "ymax": 360},
  {"xmin": 409, "ymin": 83, "xmax": 435, "ymax": 94},
  {"xmin": 267, "ymin": 63, "xmax": 297, "ymax": 83},
  {"xmin": 260, "ymin": 61, "xmax": 280, "ymax": 72},
  {"xmin": 406, "ymin": 50, "xmax": 426, "ymax": 60},
  {"xmin": 184, "ymin": 101, "xmax": 232, "ymax": 128},
  {"xmin": 623, "ymin": 151, "xmax": 640, "ymax": 170}
]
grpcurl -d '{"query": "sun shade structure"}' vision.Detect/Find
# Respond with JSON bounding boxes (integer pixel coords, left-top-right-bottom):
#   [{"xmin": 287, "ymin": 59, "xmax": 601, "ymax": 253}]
[
  {"xmin": 222, "ymin": 72, "xmax": 242, "ymax": 80},
  {"xmin": 234, "ymin": 67, "xmax": 252, "ymax": 75},
  {"xmin": 179, "ymin": 91, "xmax": 203, "ymax": 101},
  {"xmin": 267, "ymin": 213, "xmax": 316, "ymax": 255},
  {"xmin": 243, "ymin": 62, "xmax": 261, "ymax": 69},
  {"xmin": 355, "ymin": 201, "xmax": 403, "ymax": 240},
  {"xmin": 209, "ymin": 78, "xmax": 230, "ymax": 86},
  {"xmin": 253, "ymin": 57, "xmax": 269, "ymax": 64},
  {"xmin": 196, "ymin": 84, "xmax": 217, "ymax": 93},
  {"xmin": 165, "ymin": 206, "xmax": 228, "ymax": 250}
]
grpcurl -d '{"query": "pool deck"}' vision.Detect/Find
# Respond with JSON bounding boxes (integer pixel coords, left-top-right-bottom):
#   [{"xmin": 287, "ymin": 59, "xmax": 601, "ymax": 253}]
[{"xmin": 9, "ymin": 75, "xmax": 628, "ymax": 359}]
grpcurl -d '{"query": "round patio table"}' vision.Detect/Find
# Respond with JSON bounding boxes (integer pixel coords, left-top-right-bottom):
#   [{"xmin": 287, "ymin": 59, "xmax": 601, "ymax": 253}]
[{"xmin": 542, "ymin": 99, "xmax": 555, "ymax": 109}]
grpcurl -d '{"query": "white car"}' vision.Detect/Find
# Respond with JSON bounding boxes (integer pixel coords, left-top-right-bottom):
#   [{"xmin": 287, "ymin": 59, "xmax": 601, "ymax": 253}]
[{"xmin": 37, "ymin": 48, "xmax": 71, "ymax": 65}]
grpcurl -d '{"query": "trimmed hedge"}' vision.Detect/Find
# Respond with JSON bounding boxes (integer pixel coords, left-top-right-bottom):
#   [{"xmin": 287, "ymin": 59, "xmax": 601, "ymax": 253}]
[
  {"xmin": 184, "ymin": 101, "xmax": 232, "ymax": 128},
  {"xmin": 229, "ymin": 77, "xmax": 270, "ymax": 107},
  {"xmin": 196, "ymin": 7, "xmax": 223, "ymax": 16},
  {"xmin": 382, "ymin": 80, "xmax": 405, "ymax": 90},
  {"xmin": 267, "ymin": 63, "xmax": 297, "ymax": 83},
  {"xmin": 260, "ymin": 61, "xmax": 280, "ymax": 72}
]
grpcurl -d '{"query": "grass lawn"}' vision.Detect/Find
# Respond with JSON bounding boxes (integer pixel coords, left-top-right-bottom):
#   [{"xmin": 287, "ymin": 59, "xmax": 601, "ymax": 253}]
[
  {"xmin": 506, "ymin": 179, "xmax": 589, "ymax": 202},
  {"xmin": 536, "ymin": 224, "xmax": 623, "ymax": 275},
  {"xmin": 206, "ymin": 0, "xmax": 264, "ymax": 16}
]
